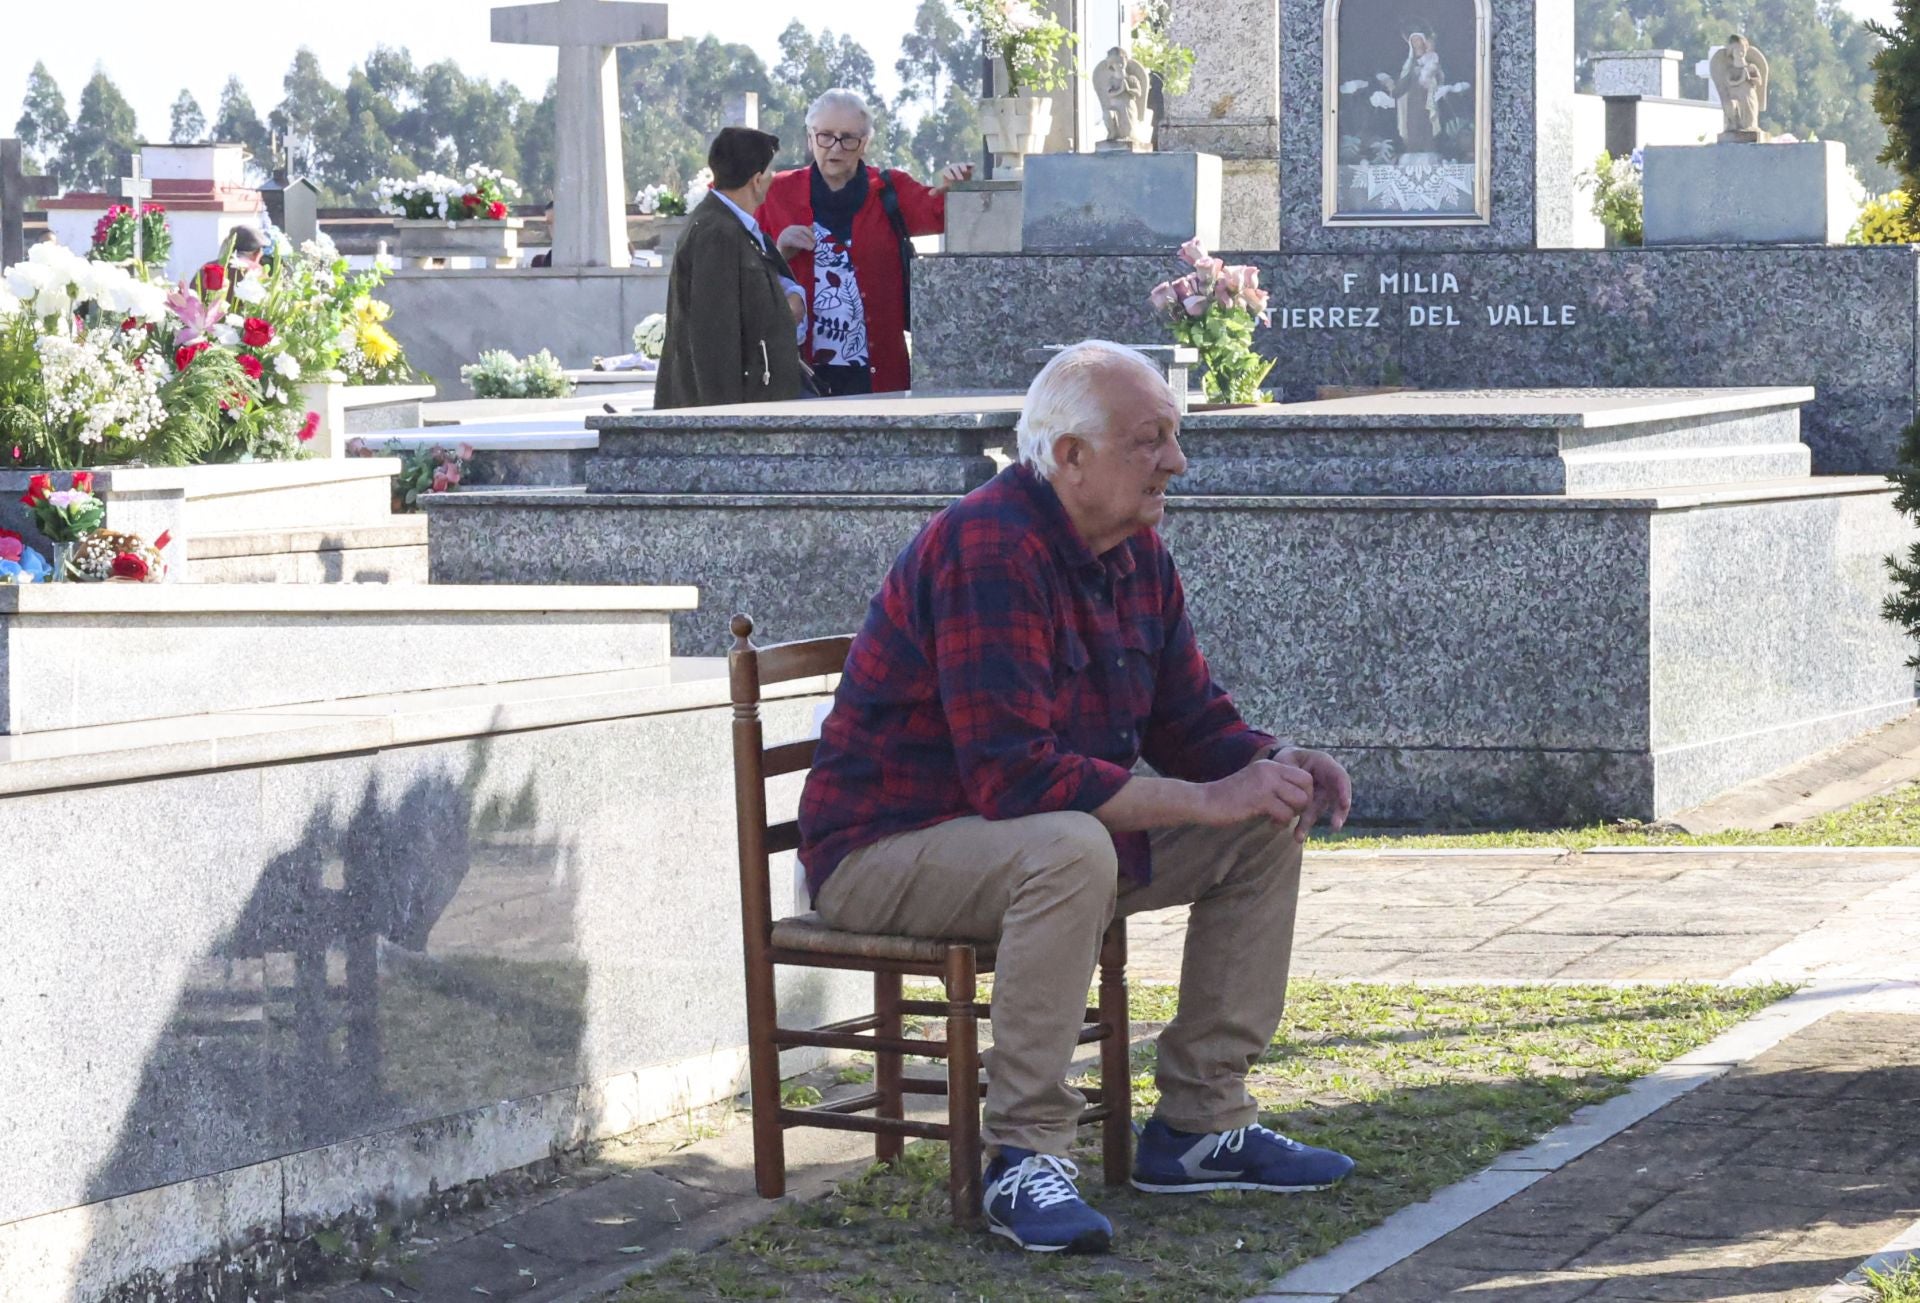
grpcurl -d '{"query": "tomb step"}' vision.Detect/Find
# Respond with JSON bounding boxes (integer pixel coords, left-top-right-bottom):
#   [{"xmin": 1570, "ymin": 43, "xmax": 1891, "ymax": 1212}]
[
  {"xmin": 185, "ymin": 517, "xmax": 429, "ymax": 583},
  {"xmin": 0, "ymin": 583, "xmax": 696, "ymax": 735}
]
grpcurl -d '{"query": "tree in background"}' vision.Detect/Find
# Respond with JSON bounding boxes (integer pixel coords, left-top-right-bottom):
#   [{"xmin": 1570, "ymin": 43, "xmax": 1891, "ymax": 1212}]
[
  {"xmin": 213, "ymin": 77, "xmax": 273, "ymax": 175},
  {"xmin": 768, "ymin": 21, "xmax": 896, "ymax": 167},
  {"xmin": 169, "ymin": 91, "xmax": 206, "ymax": 144},
  {"xmin": 1574, "ymin": 0, "xmax": 1892, "ymax": 189},
  {"xmin": 272, "ymin": 48, "xmax": 349, "ymax": 186},
  {"xmin": 64, "ymin": 72, "xmax": 139, "ymax": 191},
  {"xmin": 14, "ymin": 62, "xmax": 69, "ymax": 183},
  {"xmin": 893, "ymin": 0, "xmax": 982, "ymax": 176}
]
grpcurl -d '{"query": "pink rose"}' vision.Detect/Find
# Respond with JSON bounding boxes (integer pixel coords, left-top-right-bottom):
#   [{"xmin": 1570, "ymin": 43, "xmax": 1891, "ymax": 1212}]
[
  {"xmin": 1182, "ymin": 295, "xmax": 1208, "ymax": 317},
  {"xmin": 1215, "ymin": 280, "xmax": 1235, "ymax": 307},
  {"xmin": 1240, "ymin": 266, "xmax": 1260, "ymax": 290},
  {"xmin": 432, "ymin": 467, "xmax": 450, "ymax": 493},
  {"xmin": 1177, "ymin": 236, "xmax": 1207, "ymax": 266},
  {"xmin": 1148, "ymin": 281, "xmax": 1179, "ymax": 312}
]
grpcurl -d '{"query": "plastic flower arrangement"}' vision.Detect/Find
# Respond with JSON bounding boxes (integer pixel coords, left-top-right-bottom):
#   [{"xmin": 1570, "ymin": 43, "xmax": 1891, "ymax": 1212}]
[
  {"xmin": 376, "ymin": 164, "xmax": 523, "ymax": 223},
  {"xmin": 637, "ymin": 184, "xmax": 688, "ymax": 217},
  {"xmin": 18, "ymin": 471, "xmax": 106, "ymax": 542},
  {"xmin": 0, "ymin": 527, "xmax": 53, "ymax": 583},
  {"xmin": 685, "ymin": 168, "xmax": 714, "ymax": 210},
  {"xmin": 632, "ymin": 313, "xmax": 666, "ymax": 359},
  {"xmin": 1582, "ymin": 148, "xmax": 1644, "ymax": 246},
  {"xmin": 958, "ymin": 0, "xmax": 1076, "ymax": 93},
  {"xmin": 90, "ymin": 203, "xmax": 173, "ymax": 267},
  {"xmin": 1147, "ymin": 237, "xmax": 1273, "ymax": 405},
  {"xmin": 348, "ymin": 438, "xmax": 475, "ymax": 511}
]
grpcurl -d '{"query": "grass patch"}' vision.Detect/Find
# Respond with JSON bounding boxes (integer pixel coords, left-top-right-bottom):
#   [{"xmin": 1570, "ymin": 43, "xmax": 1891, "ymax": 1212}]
[
  {"xmin": 617, "ymin": 979, "xmax": 1790, "ymax": 1302},
  {"xmin": 1866, "ymin": 1255, "xmax": 1920, "ymax": 1303},
  {"xmin": 1319, "ymin": 780, "xmax": 1920, "ymax": 852}
]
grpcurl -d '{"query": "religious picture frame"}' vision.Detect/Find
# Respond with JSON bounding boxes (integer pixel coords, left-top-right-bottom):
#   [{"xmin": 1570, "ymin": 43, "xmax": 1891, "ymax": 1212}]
[{"xmin": 1321, "ymin": 0, "xmax": 1491, "ymax": 226}]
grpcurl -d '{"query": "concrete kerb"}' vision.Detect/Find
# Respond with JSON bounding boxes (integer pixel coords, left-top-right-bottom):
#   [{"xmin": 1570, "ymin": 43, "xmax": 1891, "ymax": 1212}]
[
  {"xmin": 1814, "ymin": 1215, "xmax": 1920, "ymax": 1303},
  {"xmin": 1249, "ymin": 979, "xmax": 1907, "ymax": 1301}
]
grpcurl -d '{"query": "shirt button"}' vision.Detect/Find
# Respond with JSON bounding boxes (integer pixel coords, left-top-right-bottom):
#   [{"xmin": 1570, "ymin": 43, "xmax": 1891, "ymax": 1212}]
[
  {"xmin": 1118, "ymin": 728, "xmax": 1131, "ymax": 740},
  {"xmin": 1113, "ymin": 655, "xmax": 1125, "ymax": 669}
]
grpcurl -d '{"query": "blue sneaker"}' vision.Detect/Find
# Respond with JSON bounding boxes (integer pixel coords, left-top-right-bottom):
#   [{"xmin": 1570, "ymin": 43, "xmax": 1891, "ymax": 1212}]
[
  {"xmin": 981, "ymin": 1148, "xmax": 1113, "ymax": 1253},
  {"xmin": 1131, "ymin": 1117, "xmax": 1355, "ymax": 1194}
]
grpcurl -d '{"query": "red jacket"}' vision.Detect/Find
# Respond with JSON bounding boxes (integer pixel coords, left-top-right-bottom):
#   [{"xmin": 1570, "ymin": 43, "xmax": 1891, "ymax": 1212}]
[{"xmin": 756, "ymin": 164, "xmax": 947, "ymax": 394}]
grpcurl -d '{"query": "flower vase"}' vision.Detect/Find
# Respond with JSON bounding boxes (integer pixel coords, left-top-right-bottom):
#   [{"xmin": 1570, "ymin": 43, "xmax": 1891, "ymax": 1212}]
[
  {"xmin": 980, "ymin": 96, "xmax": 1055, "ymax": 178},
  {"xmin": 49, "ymin": 542, "xmax": 73, "ymax": 583}
]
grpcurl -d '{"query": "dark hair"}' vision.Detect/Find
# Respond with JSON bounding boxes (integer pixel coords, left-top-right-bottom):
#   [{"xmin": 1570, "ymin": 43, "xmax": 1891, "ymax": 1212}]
[
  {"xmin": 229, "ymin": 226, "xmax": 264, "ymax": 255},
  {"xmin": 708, "ymin": 127, "xmax": 781, "ymax": 190}
]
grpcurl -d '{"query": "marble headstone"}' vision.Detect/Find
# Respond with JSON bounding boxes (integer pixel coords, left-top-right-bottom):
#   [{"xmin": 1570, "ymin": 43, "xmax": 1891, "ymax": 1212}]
[{"xmin": 1020, "ymin": 151, "xmax": 1222, "ymax": 253}]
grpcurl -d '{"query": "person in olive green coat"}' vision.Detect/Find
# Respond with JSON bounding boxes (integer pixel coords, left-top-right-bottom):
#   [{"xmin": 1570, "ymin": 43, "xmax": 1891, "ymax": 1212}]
[{"xmin": 654, "ymin": 128, "xmax": 808, "ymax": 409}]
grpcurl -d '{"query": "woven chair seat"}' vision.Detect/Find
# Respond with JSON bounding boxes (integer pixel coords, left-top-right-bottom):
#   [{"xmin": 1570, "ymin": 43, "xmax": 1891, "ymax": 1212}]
[{"xmin": 771, "ymin": 912, "xmax": 998, "ymax": 966}]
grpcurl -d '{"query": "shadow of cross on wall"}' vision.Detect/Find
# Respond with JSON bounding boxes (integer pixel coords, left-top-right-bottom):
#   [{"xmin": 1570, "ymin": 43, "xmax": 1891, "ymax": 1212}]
[
  {"xmin": 1, "ymin": 139, "xmax": 57, "ymax": 267},
  {"xmin": 492, "ymin": 0, "xmax": 672, "ymax": 268}
]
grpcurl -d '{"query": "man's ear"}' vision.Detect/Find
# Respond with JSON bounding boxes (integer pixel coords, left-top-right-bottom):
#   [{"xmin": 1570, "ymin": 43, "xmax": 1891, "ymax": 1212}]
[{"xmin": 1053, "ymin": 434, "xmax": 1083, "ymax": 473}]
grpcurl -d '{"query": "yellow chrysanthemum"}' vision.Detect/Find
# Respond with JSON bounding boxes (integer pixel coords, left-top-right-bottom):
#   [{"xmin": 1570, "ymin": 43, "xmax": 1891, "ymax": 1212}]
[
  {"xmin": 353, "ymin": 296, "xmax": 393, "ymax": 326},
  {"xmin": 359, "ymin": 323, "xmax": 401, "ymax": 366}
]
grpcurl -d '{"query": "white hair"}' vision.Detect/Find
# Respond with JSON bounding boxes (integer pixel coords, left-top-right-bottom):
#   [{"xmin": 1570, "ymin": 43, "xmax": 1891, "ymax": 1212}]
[
  {"xmin": 1016, "ymin": 341, "xmax": 1172, "ymax": 478},
  {"xmin": 805, "ymin": 88, "xmax": 875, "ymax": 135}
]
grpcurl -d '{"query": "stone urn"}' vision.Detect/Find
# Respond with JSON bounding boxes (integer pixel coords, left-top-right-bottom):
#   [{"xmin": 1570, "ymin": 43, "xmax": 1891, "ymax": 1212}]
[
  {"xmin": 392, "ymin": 218, "xmax": 524, "ymax": 269},
  {"xmin": 980, "ymin": 96, "xmax": 1054, "ymax": 178}
]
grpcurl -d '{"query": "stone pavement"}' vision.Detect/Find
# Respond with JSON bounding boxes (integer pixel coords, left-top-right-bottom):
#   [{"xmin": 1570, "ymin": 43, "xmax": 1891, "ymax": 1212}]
[
  {"xmin": 297, "ymin": 847, "xmax": 1920, "ymax": 1303},
  {"xmin": 1127, "ymin": 848, "xmax": 1920, "ymax": 984},
  {"xmin": 1335, "ymin": 1010, "xmax": 1920, "ymax": 1303}
]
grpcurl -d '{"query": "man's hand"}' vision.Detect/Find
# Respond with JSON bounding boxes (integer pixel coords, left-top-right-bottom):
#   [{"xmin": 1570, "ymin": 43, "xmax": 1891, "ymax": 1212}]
[
  {"xmin": 775, "ymin": 224, "xmax": 816, "ymax": 257},
  {"xmin": 1271, "ymin": 746, "xmax": 1352, "ymax": 840},
  {"xmin": 935, "ymin": 162, "xmax": 975, "ymax": 192},
  {"xmin": 787, "ymin": 290, "xmax": 806, "ymax": 325},
  {"xmin": 1200, "ymin": 758, "xmax": 1316, "ymax": 830}
]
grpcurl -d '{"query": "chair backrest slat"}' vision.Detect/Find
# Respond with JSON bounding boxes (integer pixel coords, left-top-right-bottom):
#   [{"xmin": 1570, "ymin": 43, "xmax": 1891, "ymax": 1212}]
[
  {"xmin": 756, "ymin": 636, "xmax": 853, "ymax": 686},
  {"xmin": 763, "ymin": 738, "xmax": 819, "ymax": 778},
  {"xmin": 765, "ymin": 819, "xmax": 802, "ymax": 855}
]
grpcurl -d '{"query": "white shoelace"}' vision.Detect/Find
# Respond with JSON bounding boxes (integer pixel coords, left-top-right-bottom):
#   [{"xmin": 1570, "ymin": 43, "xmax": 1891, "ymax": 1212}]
[
  {"xmin": 1209, "ymin": 1123, "xmax": 1305, "ymax": 1161},
  {"xmin": 993, "ymin": 1153, "xmax": 1083, "ymax": 1210}
]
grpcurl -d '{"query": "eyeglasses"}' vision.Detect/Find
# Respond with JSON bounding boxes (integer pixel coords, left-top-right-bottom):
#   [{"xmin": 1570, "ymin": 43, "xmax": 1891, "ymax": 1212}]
[{"xmin": 813, "ymin": 131, "xmax": 870, "ymax": 152}]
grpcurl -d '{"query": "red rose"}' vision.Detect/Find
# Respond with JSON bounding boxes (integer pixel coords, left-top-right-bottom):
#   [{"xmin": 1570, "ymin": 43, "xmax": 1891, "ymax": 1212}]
[
  {"xmin": 242, "ymin": 317, "xmax": 274, "ymax": 348},
  {"xmin": 120, "ymin": 317, "xmax": 139, "ymax": 332},
  {"xmin": 487, "ymin": 200, "xmax": 507, "ymax": 220},
  {"xmin": 174, "ymin": 341, "xmax": 208, "ymax": 372},
  {"xmin": 297, "ymin": 411, "xmax": 320, "ymax": 442},
  {"xmin": 462, "ymin": 193, "xmax": 482, "ymax": 207},
  {"xmin": 238, "ymin": 353, "xmax": 263, "ymax": 380},
  {"xmin": 199, "ymin": 262, "xmax": 226, "ymax": 292},
  {"xmin": 20, "ymin": 472, "xmax": 53, "ymax": 506},
  {"xmin": 110, "ymin": 553, "xmax": 150, "ymax": 581},
  {"xmin": 69, "ymin": 471, "xmax": 93, "ymax": 494}
]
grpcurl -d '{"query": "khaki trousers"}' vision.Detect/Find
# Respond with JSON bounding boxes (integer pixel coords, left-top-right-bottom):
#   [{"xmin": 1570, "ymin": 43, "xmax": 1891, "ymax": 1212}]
[{"xmin": 813, "ymin": 810, "xmax": 1302, "ymax": 1155}]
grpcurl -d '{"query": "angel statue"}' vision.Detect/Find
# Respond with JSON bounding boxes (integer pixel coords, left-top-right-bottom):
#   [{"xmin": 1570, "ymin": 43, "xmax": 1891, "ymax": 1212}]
[
  {"xmin": 1095, "ymin": 45, "xmax": 1154, "ymax": 151},
  {"xmin": 1709, "ymin": 35, "xmax": 1769, "ymax": 141}
]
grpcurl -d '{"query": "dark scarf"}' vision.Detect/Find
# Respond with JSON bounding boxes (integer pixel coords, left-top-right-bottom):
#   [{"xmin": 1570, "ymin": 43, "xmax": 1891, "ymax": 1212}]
[{"xmin": 809, "ymin": 162, "xmax": 869, "ymax": 242}]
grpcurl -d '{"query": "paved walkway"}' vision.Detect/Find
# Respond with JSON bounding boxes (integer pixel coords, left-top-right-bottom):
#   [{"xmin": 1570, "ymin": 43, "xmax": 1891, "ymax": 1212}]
[
  {"xmin": 1336, "ymin": 1011, "xmax": 1920, "ymax": 1303},
  {"xmin": 299, "ymin": 847, "xmax": 1920, "ymax": 1303}
]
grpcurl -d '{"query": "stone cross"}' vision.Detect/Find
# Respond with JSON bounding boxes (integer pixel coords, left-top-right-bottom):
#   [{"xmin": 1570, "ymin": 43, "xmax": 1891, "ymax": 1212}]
[
  {"xmin": 493, "ymin": 0, "xmax": 671, "ymax": 268},
  {"xmin": 119, "ymin": 156, "xmax": 154, "ymax": 264},
  {"xmin": 1, "ymin": 138, "xmax": 57, "ymax": 268},
  {"xmin": 723, "ymin": 91, "xmax": 760, "ymax": 130}
]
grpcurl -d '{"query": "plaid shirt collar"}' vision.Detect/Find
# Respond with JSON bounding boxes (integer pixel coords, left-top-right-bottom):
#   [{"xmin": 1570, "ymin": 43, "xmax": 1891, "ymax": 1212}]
[{"xmin": 1008, "ymin": 461, "xmax": 1141, "ymax": 582}]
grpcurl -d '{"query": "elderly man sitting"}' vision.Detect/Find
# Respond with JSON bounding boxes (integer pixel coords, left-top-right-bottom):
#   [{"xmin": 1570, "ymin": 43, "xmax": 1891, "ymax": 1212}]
[{"xmin": 797, "ymin": 341, "xmax": 1356, "ymax": 1253}]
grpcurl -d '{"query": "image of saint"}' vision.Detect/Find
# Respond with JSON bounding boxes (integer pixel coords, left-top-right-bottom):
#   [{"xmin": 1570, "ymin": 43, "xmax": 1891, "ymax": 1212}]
[{"xmin": 1380, "ymin": 32, "xmax": 1443, "ymax": 156}]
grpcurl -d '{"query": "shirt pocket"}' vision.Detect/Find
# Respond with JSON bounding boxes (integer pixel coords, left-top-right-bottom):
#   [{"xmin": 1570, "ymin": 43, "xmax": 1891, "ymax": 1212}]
[
  {"xmin": 1120, "ymin": 617, "xmax": 1166, "ymax": 727},
  {"xmin": 1050, "ymin": 627, "xmax": 1093, "ymax": 732}
]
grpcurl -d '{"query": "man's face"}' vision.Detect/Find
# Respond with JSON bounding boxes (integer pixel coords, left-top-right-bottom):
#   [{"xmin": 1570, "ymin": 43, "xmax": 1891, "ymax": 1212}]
[
  {"xmin": 810, "ymin": 108, "xmax": 871, "ymax": 185},
  {"xmin": 1054, "ymin": 364, "xmax": 1186, "ymax": 546},
  {"xmin": 744, "ymin": 164, "xmax": 776, "ymax": 208}
]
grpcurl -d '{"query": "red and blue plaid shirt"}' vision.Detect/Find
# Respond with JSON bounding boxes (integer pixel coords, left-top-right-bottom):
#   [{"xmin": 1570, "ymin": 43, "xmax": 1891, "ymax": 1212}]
[{"xmin": 798, "ymin": 462, "xmax": 1276, "ymax": 898}]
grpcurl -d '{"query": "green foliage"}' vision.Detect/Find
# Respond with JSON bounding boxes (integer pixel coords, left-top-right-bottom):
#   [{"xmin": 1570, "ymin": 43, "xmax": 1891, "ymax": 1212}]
[
  {"xmin": 1576, "ymin": 0, "xmax": 1893, "ymax": 190},
  {"xmin": 894, "ymin": 0, "xmax": 983, "ymax": 173},
  {"xmin": 168, "ymin": 91, "xmax": 206, "ymax": 145},
  {"xmin": 1851, "ymin": 189, "xmax": 1918, "ymax": 241},
  {"xmin": 14, "ymin": 62, "xmax": 69, "ymax": 185},
  {"xmin": 1582, "ymin": 149, "xmax": 1644, "ymax": 245},
  {"xmin": 65, "ymin": 72, "xmax": 138, "ymax": 192},
  {"xmin": 1864, "ymin": 1255, "xmax": 1920, "ymax": 1303},
  {"xmin": 213, "ymin": 77, "xmax": 272, "ymax": 173},
  {"xmin": 1873, "ymin": 0, "xmax": 1920, "ymax": 200},
  {"xmin": 1130, "ymin": 0, "xmax": 1196, "ymax": 99},
  {"xmin": 460, "ymin": 349, "xmax": 572, "ymax": 399},
  {"xmin": 1173, "ymin": 308, "xmax": 1274, "ymax": 404},
  {"xmin": 959, "ymin": 0, "xmax": 1076, "ymax": 94}
]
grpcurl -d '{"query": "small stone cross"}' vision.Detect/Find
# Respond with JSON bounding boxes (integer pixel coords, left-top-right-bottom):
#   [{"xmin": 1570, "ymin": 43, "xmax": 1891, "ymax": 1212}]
[
  {"xmin": 492, "ymin": 0, "xmax": 672, "ymax": 268},
  {"xmin": 1, "ymin": 138, "xmax": 57, "ymax": 268},
  {"xmin": 120, "ymin": 156, "xmax": 154, "ymax": 265}
]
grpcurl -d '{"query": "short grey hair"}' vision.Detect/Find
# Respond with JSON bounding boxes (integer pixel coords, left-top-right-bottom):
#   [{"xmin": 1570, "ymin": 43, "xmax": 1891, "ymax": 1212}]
[
  {"xmin": 1016, "ymin": 341, "xmax": 1172, "ymax": 478},
  {"xmin": 805, "ymin": 88, "xmax": 875, "ymax": 135}
]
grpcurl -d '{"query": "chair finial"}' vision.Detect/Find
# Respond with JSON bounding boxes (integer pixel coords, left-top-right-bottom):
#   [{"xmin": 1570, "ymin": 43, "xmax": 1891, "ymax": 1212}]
[{"xmin": 731, "ymin": 613, "xmax": 755, "ymax": 646}]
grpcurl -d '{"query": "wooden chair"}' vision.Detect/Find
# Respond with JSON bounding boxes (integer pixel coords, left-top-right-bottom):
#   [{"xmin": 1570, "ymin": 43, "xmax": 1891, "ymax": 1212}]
[{"xmin": 728, "ymin": 613, "xmax": 1133, "ymax": 1225}]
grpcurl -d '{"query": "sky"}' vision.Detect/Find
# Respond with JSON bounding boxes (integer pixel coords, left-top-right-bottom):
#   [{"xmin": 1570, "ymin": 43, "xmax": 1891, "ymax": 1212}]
[
  {"xmin": 0, "ymin": 0, "xmax": 1901, "ymax": 148},
  {"xmin": 0, "ymin": 0, "xmax": 914, "ymax": 146}
]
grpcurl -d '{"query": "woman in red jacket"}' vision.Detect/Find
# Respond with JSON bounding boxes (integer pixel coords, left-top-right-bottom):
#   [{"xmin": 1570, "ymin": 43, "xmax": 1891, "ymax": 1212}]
[{"xmin": 758, "ymin": 88, "xmax": 973, "ymax": 396}]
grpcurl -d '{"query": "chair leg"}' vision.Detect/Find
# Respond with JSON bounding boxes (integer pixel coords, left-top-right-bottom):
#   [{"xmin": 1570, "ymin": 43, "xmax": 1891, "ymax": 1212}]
[
  {"xmin": 743, "ymin": 950, "xmax": 787, "ymax": 1199},
  {"xmin": 874, "ymin": 970, "xmax": 904, "ymax": 1164},
  {"xmin": 1098, "ymin": 920, "xmax": 1133, "ymax": 1187},
  {"xmin": 944, "ymin": 946, "xmax": 982, "ymax": 1227}
]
